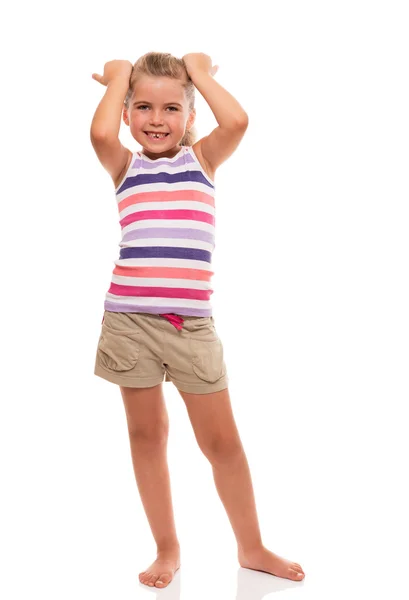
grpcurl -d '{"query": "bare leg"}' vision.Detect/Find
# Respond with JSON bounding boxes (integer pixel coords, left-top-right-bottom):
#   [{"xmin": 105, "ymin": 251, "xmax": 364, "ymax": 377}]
[
  {"xmin": 178, "ymin": 387, "xmax": 305, "ymax": 582},
  {"xmin": 120, "ymin": 384, "xmax": 180, "ymax": 588}
]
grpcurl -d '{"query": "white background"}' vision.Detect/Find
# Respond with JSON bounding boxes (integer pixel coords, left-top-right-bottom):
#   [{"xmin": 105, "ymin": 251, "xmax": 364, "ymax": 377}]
[{"xmin": 1, "ymin": 1, "xmax": 408, "ymax": 598}]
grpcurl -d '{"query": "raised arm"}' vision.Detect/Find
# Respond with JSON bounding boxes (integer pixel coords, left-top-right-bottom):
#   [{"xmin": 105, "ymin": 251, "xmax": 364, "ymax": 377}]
[
  {"xmin": 182, "ymin": 53, "xmax": 249, "ymax": 173},
  {"xmin": 90, "ymin": 60, "xmax": 133, "ymax": 186}
]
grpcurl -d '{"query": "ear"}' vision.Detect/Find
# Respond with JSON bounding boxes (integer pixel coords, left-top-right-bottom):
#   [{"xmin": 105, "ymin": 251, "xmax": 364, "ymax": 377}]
[
  {"xmin": 187, "ymin": 108, "xmax": 196, "ymax": 130},
  {"xmin": 123, "ymin": 104, "xmax": 130, "ymax": 126}
]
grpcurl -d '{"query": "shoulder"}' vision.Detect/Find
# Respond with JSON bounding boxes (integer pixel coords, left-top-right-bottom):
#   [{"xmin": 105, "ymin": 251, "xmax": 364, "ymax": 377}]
[
  {"xmin": 113, "ymin": 149, "xmax": 134, "ymax": 189},
  {"xmin": 190, "ymin": 141, "xmax": 216, "ymax": 182}
]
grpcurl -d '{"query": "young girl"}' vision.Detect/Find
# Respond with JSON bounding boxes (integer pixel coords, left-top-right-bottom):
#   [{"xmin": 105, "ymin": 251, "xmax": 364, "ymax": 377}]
[{"xmin": 90, "ymin": 51, "xmax": 305, "ymax": 589}]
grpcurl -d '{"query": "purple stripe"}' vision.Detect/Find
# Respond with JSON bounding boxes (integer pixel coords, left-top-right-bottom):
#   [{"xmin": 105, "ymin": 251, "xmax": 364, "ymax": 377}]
[
  {"xmin": 104, "ymin": 301, "xmax": 212, "ymax": 317},
  {"xmin": 117, "ymin": 170, "xmax": 214, "ymax": 195},
  {"xmin": 132, "ymin": 153, "xmax": 195, "ymax": 169},
  {"xmin": 119, "ymin": 246, "xmax": 211, "ymax": 262},
  {"xmin": 122, "ymin": 227, "xmax": 215, "ymax": 244}
]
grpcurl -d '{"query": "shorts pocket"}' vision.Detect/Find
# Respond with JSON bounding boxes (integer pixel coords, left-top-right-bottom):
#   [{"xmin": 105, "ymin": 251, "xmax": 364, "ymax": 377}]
[
  {"xmin": 97, "ymin": 323, "xmax": 140, "ymax": 372},
  {"xmin": 190, "ymin": 338, "xmax": 226, "ymax": 383}
]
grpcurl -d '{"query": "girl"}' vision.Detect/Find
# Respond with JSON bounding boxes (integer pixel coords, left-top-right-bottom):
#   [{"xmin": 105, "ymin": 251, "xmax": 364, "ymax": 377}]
[{"xmin": 90, "ymin": 51, "xmax": 305, "ymax": 589}]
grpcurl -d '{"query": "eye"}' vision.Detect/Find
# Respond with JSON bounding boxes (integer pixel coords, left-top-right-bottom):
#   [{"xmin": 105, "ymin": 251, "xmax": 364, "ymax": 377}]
[{"xmin": 136, "ymin": 105, "xmax": 178, "ymax": 111}]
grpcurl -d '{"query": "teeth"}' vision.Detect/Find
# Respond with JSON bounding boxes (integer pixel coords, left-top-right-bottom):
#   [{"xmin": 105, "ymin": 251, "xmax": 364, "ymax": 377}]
[{"xmin": 146, "ymin": 132, "xmax": 167, "ymax": 139}]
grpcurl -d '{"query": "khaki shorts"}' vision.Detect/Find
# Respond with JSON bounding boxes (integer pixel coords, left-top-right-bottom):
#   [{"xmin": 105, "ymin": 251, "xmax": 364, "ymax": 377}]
[{"xmin": 94, "ymin": 310, "xmax": 229, "ymax": 394}]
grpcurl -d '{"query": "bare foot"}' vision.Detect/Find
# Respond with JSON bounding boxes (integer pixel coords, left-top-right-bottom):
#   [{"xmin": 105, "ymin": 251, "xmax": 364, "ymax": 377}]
[
  {"xmin": 139, "ymin": 547, "xmax": 181, "ymax": 589},
  {"xmin": 238, "ymin": 545, "xmax": 305, "ymax": 581}
]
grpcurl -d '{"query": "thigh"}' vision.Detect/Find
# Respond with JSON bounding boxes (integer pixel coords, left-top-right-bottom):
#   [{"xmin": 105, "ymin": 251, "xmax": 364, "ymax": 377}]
[
  {"xmin": 164, "ymin": 316, "xmax": 229, "ymax": 395},
  {"xmin": 178, "ymin": 387, "xmax": 242, "ymax": 456},
  {"xmin": 94, "ymin": 310, "xmax": 166, "ymax": 388},
  {"xmin": 120, "ymin": 383, "xmax": 169, "ymax": 439}
]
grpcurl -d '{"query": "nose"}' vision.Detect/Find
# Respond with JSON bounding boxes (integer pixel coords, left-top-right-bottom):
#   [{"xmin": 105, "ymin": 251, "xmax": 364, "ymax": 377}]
[{"xmin": 149, "ymin": 111, "xmax": 164, "ymax": 126}]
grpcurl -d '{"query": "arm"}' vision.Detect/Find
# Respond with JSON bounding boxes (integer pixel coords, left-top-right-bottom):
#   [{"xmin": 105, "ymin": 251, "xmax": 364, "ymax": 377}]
[
  {"xmin": 183, "ymin": 53, "xmax": 249, "ymax": 172},
  {"xmin": 189, "ymin": 70, "xmax": 248, "ymax": 129},
  {"xmin": 90, "ymin": 61, "xmax": 133, "ymax": 185},
  {"xmin": 90, "ymin": 77, "xmax": 130, "ymax": 138}
]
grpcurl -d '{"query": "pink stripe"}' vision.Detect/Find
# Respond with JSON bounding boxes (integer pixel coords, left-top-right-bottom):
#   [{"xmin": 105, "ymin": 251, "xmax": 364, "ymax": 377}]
[
  {"xmin": 108, "ymin": 282, "xmax": 212, "ymax": 301},
  {"xmin": 120, "ymin": 209, "xmax": 214, "ymax": 229},
  {"xmin": 118, "ymin": 189, "xmax": 215, "ymax": 213},
  {"xmin": 113, "ymin": 265, "xmax": 213, "ymax": 280}
]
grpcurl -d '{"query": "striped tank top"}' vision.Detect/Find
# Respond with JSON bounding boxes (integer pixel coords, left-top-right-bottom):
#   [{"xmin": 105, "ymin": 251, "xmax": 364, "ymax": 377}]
[{"xmin": 103, "ymin": 145, "xmax": 216, "ymax": 325}]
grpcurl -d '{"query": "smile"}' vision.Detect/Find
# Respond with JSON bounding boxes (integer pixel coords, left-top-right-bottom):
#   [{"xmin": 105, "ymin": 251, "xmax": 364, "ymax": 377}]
[{"xmin": 145, "ymin": 132, "xmax": 169, "ymax": 139}]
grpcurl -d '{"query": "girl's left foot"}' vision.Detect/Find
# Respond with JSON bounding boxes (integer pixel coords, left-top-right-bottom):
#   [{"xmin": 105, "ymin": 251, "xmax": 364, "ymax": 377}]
[{"xmin": 238, "ymin": 545, "xmax": 305, "ymax": 581}]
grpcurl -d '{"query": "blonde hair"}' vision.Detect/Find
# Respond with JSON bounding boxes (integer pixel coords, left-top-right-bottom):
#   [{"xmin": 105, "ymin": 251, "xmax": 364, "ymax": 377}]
[{"xmin": 125, "ymin": 51, "xmax": 197, "ymax": 147}]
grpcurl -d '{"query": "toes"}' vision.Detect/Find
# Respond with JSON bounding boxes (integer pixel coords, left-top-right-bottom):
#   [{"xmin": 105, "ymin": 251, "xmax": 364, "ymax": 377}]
[
  {"xmin": 290, "ymin": 569, "xmax": 304, "ymax": 580},
  {"xmin": 139, "ymin": 571, "xmax": 150, "ymax": 585},
  {"xmin": 140, "ymin": 573, "xmax": 155, "ymax": 587},
  {"xmin": 292, "ymin": 563, "xmax": 304, "ymax": 574},
  {"xmin": 139, "ymin": 569, "xmax": 173, "ymax": 588},
  {"xmin": 155, "ymin": 574, "xmax": 172, "ymax": 587}
]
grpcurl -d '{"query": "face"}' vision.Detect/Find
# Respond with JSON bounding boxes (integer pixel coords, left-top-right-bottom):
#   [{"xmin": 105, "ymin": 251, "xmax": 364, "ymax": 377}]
[{"xmin": 123, "ymin": 75, "xmax": 195, "ymax": 159}]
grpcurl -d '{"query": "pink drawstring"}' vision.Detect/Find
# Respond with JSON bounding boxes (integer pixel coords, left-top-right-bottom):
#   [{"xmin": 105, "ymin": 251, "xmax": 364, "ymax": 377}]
[{"xmin": 159, "ymin": 313, "xmax": 185, "ymax": 331}]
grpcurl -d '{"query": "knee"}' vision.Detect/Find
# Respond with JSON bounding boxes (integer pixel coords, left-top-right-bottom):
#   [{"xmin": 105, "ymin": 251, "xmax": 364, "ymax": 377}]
[
  {"xmin": 127, "ymin": 420, "xmax": 169, "ymax": 446},
  {"xmin": 201, "ymin": 436, "xmax": 244, "ymax": 465}
]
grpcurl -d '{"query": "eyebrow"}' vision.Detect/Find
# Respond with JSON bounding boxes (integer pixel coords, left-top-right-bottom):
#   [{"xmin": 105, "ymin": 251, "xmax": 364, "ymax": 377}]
[{"xmin": 132, "ymin": 101, "xmax": 183, "ymax": 108}]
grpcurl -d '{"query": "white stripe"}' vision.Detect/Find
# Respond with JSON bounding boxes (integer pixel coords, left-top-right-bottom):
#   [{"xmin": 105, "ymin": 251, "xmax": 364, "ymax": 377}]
[
  {"xmin": 136, "ymin": 164, "xmax": 198, "ymax": 174},
  {"xmin": 105, "ymin": 293, "xmax": 211, "ymax": 310},
  {"xmin": 113, "ymin": 257, "xmax": 213, "ymax": 270},
  {"xmin": 136, "ymin": 159, "xmax": 203, "ymax": 174},
  {"xmin": 111, "ymin": 275, "xmax": 212, "ymax": 289},
  {"xmin": 116, "ymin": 180, "xmax": 214, "ymax": 203}
]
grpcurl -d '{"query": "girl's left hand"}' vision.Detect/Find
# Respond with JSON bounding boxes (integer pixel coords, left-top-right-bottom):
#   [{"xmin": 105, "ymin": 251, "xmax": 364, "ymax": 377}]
[{"xmin": 182, "ymin": 53, "xmax": 219, "ymax": 78}]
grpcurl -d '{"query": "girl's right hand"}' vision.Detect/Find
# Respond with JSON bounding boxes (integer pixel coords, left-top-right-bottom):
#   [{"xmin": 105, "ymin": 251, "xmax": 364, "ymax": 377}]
[{"xmin": 91, "ymin": 60, "xmax": 133, "ymax": 87}]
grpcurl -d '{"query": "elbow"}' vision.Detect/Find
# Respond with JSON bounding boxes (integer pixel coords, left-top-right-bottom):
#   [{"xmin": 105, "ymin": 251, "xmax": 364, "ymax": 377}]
[
  {"xmin": 236, "ymin": 113, "xmax": 249, "ymax": 129},
  {"xmin": 90, "ymin": 127, "xmax": 108, "ymax": 141},
  {"xmin": 221, "ymin": 115, "xmax": 248, "ymax": 131}
]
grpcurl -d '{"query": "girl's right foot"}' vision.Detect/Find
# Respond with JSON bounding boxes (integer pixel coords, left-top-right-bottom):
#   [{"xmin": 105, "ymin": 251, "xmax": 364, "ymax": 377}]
[
  {"xmin": 139, "ymin": 546, "xmax": 181, "ymax": 589},
  {"xmin": 238, "ymin": 545, "xmax": 305, "ymax": 581}
]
